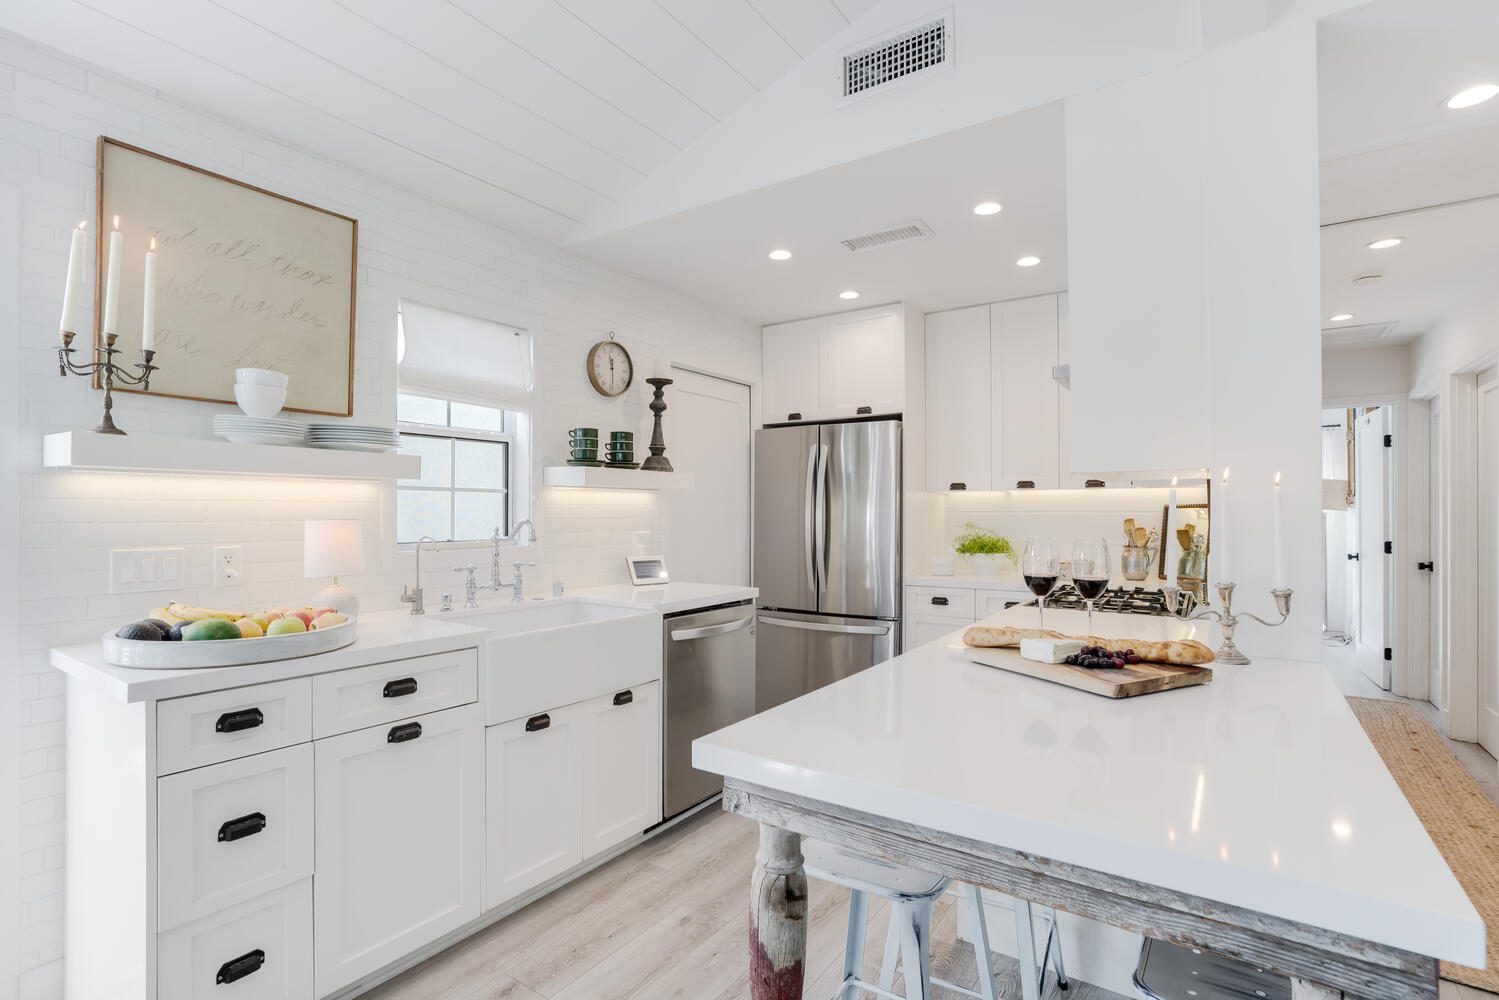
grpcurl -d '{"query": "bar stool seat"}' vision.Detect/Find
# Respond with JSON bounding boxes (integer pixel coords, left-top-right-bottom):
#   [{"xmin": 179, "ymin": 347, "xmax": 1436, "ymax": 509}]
[
  {"xmin": 803, "ymin": 840, "xmax": 1067, "ymax": 1000},
  {"xmin": 1133, "ymin": 939, "xmax": 1290, "ymax": 1000}
]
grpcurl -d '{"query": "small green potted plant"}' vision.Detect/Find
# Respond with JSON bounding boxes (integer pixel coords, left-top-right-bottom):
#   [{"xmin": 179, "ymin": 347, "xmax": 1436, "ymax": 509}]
[{"xmin": 952, "ymin": 522, "xmax": 1017, "ymax": 577}]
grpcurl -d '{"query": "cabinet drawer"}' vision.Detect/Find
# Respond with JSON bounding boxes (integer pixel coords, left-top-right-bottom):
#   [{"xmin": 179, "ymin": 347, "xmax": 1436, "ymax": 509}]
[
  {"xmin": 905, "ymin": 586, "xmax": 975, "ymax": 621},
  {"xmin": 157, "ymin": 744, "xmax": 313, "ymax": 931},
  {"xmin": 976, "ymin": 590, "xmax": 1034, "ymax": 619},
  {"xmin": 157, "ymin": 878, "xmax": 312, "ymax": 1000},
  {"xmin": 157, "ymin": 678, "xmax": 311, "ymax": 776},
  {"xmin": 311, "ymin": 647, "xmax": 477, "ymax": 739}
]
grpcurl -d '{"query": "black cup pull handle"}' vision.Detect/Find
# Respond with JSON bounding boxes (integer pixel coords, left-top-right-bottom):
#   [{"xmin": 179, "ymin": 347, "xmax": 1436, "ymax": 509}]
[
  {"xmin": 1016, "ymin": 480, "xmax": 1036, "ymax": 489},
  {"xmin": 949, "ymin": 482, "xmax": 966, "ymax": 491},
  {"xmin": 1418, "ymin": 560, "xmax": 1435, "ymax": 571},
  {"xmin": 787, "ymin": 412, "xmax": 802, "ymax": 421},
  {"xmin": 387, "ymin": 722, "xmax": 422, "ymax": 744},
  {"xmin": 215, "ymin": 708, "xmax": 264, "ymax": 734},
  {"xmin": 612, "ymin": 690, "xmax": 634, "ymax": 706},
  {"xmin": 217, "ymin": 811, "xmax": 267, "ymax": 843},
  {"xmin": 216, "ymin": 948, "xmax": 265, "ymax": 985},
  {"xmin": 930, "ymin": 596, "xmax": 949, "ymax": 607},
  {"xmin": 525, "ymin": 713, "xmax": 551, "ymax": 732},
  {"xmin": 856, "ymin": 406, "xmax": 873, "ymax": 415},
  {"xmin": 383, "ymin": 677, "xmax": 419, "ymax": 699}
]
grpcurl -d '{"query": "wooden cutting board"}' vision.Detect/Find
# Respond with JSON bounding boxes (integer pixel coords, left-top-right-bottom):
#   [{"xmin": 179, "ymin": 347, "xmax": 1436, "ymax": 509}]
[{"xmin": 966, "ymin": 646, "xmax": 1212, "ymax": 698}]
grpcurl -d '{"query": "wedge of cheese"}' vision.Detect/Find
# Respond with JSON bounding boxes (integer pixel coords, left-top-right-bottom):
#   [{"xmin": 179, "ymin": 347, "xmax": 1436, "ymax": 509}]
[{"xmin": 1019, "ymin": 636, "xmax": 1084, "ymax": 664}]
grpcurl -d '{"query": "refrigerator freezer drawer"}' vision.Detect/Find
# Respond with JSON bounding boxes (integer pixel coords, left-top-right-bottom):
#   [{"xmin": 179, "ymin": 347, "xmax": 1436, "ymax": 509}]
[{"xmin": 755, "ymin": 611, "xmax": 897, "ymax": 713}]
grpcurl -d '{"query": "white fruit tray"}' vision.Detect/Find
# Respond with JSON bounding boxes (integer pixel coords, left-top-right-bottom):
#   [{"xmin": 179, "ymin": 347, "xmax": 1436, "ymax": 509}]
[{"xmin": 102, "ymin": 618, "xmax": 357, "ymax": 669}]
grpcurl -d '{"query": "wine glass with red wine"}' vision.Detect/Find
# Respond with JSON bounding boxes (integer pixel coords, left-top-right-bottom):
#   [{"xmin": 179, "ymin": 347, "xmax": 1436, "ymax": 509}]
[
  {"xmin": 1071, "ymin": 537, "xmax": 1110, "ymax": 633},
  {"xmin": 1021, "ymin": 536, "xmax": 1061, "ymax": 630}
]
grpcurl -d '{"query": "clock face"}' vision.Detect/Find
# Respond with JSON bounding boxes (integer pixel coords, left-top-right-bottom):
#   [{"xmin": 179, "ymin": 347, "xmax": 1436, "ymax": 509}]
[{"xmin": 587, "ymin": 340, "xmax": 633, "ymax": 397}]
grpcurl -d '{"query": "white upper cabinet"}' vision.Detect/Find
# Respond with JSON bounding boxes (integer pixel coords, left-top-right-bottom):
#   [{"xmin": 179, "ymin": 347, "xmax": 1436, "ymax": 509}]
[
  {"xmin": 993, "ymin": 295, "xmax": 1062, "ymax": 491},
  {"xmin": 762, "ymin": 305, "xmax": 910, "ymax": 424},
  {"xmin": 924, "ymin": 305, "xmax": 992, "ymax": 492},
  {"xmin": 1055, "ymin": 293, "xmax": 1091, "ymax": 488}
]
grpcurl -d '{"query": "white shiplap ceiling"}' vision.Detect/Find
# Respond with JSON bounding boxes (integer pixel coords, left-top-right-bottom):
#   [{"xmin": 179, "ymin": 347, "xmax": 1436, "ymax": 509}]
[{"xmin": 0, "ymin": 0, "xmax": 879, "ymax": 241}]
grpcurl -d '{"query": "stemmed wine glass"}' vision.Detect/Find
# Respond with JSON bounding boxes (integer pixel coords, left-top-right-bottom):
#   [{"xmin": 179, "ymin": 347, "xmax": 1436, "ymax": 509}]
[
  {"xmin": 1021, "ymin": 536, "xmax": 1061, "ymax": 630},
  {"xmin": 1071, "ymin": 537, "xmax": 1110, "ymax": 633}
]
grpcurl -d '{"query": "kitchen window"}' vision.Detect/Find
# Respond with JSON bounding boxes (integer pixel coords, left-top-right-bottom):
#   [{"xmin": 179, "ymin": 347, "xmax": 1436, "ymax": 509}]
[{"xmin": 395, "ymin": 301, "xmax": 532, "ymax": 545}]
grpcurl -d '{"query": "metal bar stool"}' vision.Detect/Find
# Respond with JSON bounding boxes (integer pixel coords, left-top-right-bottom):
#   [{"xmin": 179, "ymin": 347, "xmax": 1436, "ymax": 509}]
[
  {"xmin": 1134, "ymin": 938, "xmax": 1290, "ymax": 1000},
  {"xmin": 803, "ymin": 839, "xmax": 1068, "ymax": 1000}
]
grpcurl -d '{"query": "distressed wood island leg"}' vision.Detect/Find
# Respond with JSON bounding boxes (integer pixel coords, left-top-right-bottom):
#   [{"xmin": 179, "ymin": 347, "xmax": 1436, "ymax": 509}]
[
  {"xmin": 1291, "ymin": 979, "xmax": 1343, "ymax": 1000},
  {"xmin": 749, "ymin": 824, "xmax": 808, "ymax": 1000}
]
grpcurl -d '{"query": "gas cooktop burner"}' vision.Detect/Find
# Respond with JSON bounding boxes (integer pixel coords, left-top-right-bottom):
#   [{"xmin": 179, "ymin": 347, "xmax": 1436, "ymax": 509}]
[{"xmin": 1037, "ymin": 584, "xmax": 1172, "ymax": 616}]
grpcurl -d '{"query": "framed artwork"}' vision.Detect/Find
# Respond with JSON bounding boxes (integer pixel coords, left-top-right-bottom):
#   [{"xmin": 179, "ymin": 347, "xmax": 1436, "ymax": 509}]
[{"xmin": 95, "ymin": 137, "xmax": 358, "ymax": 415}]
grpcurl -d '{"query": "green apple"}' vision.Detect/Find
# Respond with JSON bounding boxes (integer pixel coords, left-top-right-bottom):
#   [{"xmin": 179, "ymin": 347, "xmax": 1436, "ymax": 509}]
[{"xmin": 266, "ymin": 617, "xmax": 306, "ymax": 636}]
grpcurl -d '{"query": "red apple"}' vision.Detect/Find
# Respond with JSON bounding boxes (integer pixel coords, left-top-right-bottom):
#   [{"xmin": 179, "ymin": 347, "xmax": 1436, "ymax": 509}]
[{"xmin": 286, "ymin": 610, "xmax": 313, "ymax": 628}]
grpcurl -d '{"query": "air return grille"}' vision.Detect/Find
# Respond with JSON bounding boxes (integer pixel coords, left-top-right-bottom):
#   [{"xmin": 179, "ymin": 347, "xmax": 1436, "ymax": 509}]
[
  {"xmin": 842, "ymin": 18, "xmax": 948, "ymax": 98},
  {"xmin": 840, "ymin": 221, "xmax": 935, "ymax": 253}
]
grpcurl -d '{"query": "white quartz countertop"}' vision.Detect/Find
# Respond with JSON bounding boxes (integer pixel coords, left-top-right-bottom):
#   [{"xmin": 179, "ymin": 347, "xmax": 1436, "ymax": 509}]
[
  {"xmin": 571, "ymin": 582, "xmax": 758, "ymax": 615},
  {"xmin": 692, "ymin": 606, "xmax": 1483, "ymax": 965},
  {"xmin": 905, "ymin": 573, "xmax": 1032, "ymax": 592},
  {"xmin": 51, "ymin": 610, "xmax": 486, "ymax": 703}
]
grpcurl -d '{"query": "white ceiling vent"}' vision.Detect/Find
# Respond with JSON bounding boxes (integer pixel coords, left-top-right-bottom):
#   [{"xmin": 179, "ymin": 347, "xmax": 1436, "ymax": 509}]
[
  {"xmin": 841, "ymin": 14, "xmax": 950, "ymax": 99},
  {"xmin": 840, "ymin": 220, "xmax": 935, "ymax": 253}
]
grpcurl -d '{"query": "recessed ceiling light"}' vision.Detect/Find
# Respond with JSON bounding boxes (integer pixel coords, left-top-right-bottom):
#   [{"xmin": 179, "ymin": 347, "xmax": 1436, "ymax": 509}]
[
  {"xmin": 768, "ymin": 249, "xmax": 792, "ymax": 261},
  {"xmin": 839, "ymin": 290, "xmax": 860, "ymax": 300},
  {"xmin": 1329, "ymin": 313, "xmax": 1354, "ymax": 322},
  {"xmin": 972, "ymin": 201, "xmax": 1003, "ymax": 216},
  {"xmin": 1446, "ymin": 83, "xmax": 1499, "ymax": 110},
  {"xmin": 1016, "ymin": 255, "xmax": 1041, "ymax": 267},
  {"xmin": 1366, "ymin": 237, "xmax": 1402, "ymax": 250}
]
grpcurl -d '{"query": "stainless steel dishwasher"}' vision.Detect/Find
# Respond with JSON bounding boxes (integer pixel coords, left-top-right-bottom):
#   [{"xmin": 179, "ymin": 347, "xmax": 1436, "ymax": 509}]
[{"xmin": 662, "ymin": 600, "xmax": 756, "ymax": 818}]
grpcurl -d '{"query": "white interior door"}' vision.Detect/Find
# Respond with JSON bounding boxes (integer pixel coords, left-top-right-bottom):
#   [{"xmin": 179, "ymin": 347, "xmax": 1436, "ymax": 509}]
[
  {"xmin": 1354, "ymin": 407, "xmax": 1389, "ymax": 689},
  {"xmin": 1429, "ymin": 401, "xmax": 1444, "ymax": 710},
  {"xmin": 1478, "ymin": 369, "xmax": 1499, "ymax": 754},
  {"xmin": 662, "ymin": 368, "xmax": 751, "ymax": 586}
]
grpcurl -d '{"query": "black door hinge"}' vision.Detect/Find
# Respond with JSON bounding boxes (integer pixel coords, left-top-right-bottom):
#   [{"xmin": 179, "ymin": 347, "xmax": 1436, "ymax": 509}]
[
  {"xmin": 1384, "ymin": 433, "xmax": 1392, "ymax": 447},
  {"xmin": 1384, "ymin": 647, "xmax": 1393, "ymax": 661},
  {"xmin": 1384, "ymin": 541, "xmax": 1393, "ymax": 555}
]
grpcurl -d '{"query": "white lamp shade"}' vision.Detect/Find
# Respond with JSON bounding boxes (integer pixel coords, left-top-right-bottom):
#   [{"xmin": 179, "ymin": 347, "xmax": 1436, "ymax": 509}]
[{"xmin": 304, "ymin": 519, "xmax": 365, "ymax": 579}]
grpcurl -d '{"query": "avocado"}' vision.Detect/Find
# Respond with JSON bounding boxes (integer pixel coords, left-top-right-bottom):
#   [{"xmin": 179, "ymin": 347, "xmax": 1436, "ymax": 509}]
[
  {"xmin": 115, "ymin": 621, "xmax": 165, "ymax": 641},
  {"xmin": 167, "ymin": 621, "xmax": 191, "ymax": 642},
  {"xmin": 182, "ymin": 618, "xmax": 243, "ymax": 642},
  {"xmin": 142, "ymin": 619, "xmax": 173, "ymax": 638}
]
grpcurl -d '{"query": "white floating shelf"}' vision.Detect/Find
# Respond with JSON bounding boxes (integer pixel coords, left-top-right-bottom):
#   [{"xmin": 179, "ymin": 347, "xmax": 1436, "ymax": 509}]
[
  {"xmin": 543, "ymin": 465, "xmax": 695, "ymax": 490},
  {"xmin": 43, "ymin": 431, "xmax": 420, "ymax": 480}
]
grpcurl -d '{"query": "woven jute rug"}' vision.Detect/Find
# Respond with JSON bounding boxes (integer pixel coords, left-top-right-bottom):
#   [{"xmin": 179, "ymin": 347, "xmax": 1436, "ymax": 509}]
[{"xmin": 1347, "ymin": 697, "xmax": 1499, "ymax": 991}]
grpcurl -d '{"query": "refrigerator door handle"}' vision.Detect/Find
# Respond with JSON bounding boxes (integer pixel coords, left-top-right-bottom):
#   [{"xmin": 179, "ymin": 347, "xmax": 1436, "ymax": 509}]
[
  {"xmin": 814, "ymin": 443, "xmax": 829, "ymax": 592},
  {"xmin": 804, "ymin": 444, "xmax": 819, "ymax": 593},
  {"xmin": 759, "ymin": 616, "xmax": 891, "ymax": 637}
]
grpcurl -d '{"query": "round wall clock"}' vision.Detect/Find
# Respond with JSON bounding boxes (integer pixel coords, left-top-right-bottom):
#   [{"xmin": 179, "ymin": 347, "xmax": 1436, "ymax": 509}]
[{"xmin": 587, "ymin": 336, "xmax": 634, "ymax": 397}]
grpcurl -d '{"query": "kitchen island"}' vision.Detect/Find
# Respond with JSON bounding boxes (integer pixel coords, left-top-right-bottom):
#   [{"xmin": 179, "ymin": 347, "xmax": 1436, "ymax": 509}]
[{"xmin": 692, "ymin": 606, "xmax": 1482, "ymax": 1000}]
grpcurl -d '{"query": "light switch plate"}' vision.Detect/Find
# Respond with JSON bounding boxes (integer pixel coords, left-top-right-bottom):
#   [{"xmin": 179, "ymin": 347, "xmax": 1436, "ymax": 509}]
[{"xmin": 109, "ymin": 547, "xmax": 185, "ymax": 595}]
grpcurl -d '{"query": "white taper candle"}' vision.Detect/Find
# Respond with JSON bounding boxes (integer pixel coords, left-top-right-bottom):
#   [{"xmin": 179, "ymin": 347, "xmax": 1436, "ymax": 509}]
[
  {"xmin": 58, "ymin": 220, "xmax": 85, "ymax": 343},
  {"xmin": 102, "ymin": 215, "xmax": 122, "ymax": 336},
  {"xmin": 1272, "ymin": 471, "xmax": 1285, "ymax": 591},
  {"xmin": 141, "ymin": 237, "xmax": 157, "ymax": 353}
]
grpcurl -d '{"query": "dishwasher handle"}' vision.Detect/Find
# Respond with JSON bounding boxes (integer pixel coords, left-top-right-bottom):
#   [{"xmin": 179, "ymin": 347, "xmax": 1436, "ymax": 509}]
[
  {"xmin": 669, "ymin": 617, "xmax": 754, "ymax": 642},
  {"xmin": 758, "ymin": 616, "xmax": 890, "ymax": 637}
]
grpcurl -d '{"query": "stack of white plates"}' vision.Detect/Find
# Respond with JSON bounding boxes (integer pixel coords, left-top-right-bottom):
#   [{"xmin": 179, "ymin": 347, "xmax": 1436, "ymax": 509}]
[
  {"xmin": 213, "ymin": 415, "xmax": 307, "ymax": 446},
  {"xmin": 307, "ymin": 424, "xmax": 399, "ymax": 453}
]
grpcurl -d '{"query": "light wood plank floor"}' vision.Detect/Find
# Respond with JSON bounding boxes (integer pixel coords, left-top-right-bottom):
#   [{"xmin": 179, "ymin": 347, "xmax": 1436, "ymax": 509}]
[{"xmin": 363, "ymin": 806, "xmax": 1119, "ymax": 1000}]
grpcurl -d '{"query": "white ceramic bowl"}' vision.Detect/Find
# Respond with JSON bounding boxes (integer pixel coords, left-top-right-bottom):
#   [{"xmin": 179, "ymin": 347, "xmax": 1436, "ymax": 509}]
[
  {"xmin": 234, "ymin": 382, "xmax": 287, "ymax": 418},
  {"xmin": 235, "ymin": 367, "xmax": 290, "ymax": 388}
]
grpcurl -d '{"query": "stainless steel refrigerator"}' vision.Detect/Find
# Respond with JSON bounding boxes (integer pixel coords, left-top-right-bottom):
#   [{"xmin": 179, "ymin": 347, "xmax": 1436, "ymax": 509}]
[{"xmin": 753, "ymin": 418, "xmax": 901, "ymax": 711}]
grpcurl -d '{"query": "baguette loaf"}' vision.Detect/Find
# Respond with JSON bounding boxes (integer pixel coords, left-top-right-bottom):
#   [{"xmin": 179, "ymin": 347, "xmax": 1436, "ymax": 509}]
[{"xmin": 962, "ymin": 625, "xmax": 1214, "ymax": 666}]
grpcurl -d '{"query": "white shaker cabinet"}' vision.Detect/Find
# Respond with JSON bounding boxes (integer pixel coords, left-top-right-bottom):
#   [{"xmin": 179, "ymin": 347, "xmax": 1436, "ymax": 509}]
[
  {"xmin": 924, "ymin": 305, "xmax": 992, "ymax": 492},
  {"xmin": 580, "ymin": 681, "xmax": 662, "ymax": 858},
  {"xmin": 993, "ymin": 295, "xmax": 1062, "ymax": 491},
  {"xmin": 313, "ymin": 703, "xmax": 484, "ymax": 997},
  {"xmin": 1055, "ymin": 293, "xmax": 1093, "ymax": 488},
  {"xmin": 762, "ymin": 316, "xmax": 825, "ymax": 423},
  {"xmin": 485, "ymin": 702, "xmax": 585, "ymax": 910},
  {"xmin": 762, "ymin": 305, "xmax": 913, "ymax": 423}
]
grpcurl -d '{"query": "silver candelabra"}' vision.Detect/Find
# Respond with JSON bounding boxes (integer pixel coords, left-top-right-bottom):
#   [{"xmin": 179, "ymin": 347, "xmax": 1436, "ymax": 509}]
[{"xmin": 1160, "ymin": 582, "xmax": 1293, "ymax": 665}]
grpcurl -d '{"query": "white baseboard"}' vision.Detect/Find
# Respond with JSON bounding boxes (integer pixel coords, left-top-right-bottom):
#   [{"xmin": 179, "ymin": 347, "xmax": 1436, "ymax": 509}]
[{"xmin": 955, "ymin": 887, "xmax": 1144, "ymax": 997}]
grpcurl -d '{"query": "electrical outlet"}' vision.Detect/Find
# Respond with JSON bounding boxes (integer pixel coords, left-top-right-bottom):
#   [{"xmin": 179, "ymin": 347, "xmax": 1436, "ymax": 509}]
[
  {"xmin": 213, "ymin": 545, "xmax": 243, "ymax": 587},
  {"xmin": 109, "ymin": 547, "xmax": 185, "ymax": 594}
]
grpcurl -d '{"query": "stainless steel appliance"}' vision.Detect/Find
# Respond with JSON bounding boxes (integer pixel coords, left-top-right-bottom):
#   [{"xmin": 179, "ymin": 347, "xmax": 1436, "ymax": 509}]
[
  {"xmin": 1004, "ymin": 585, "xmax": 1174, "ymax": 616},
  {"xmin": 754, "ymin": 418, "xmax": 901, "ymax": 711},
  {"xmin": 662, "ymin": 600, "xmax": 757, "ymax": 818}
]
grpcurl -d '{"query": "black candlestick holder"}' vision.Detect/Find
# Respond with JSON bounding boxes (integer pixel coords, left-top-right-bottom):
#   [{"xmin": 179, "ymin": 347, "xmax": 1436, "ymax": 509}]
[
  {"xmin": 58, "ymin": 331, "xmax": 157, "ymax": 435},
  {"xmin": 642, "ymin": 377, "xmax": 673, "ymax": 472}
]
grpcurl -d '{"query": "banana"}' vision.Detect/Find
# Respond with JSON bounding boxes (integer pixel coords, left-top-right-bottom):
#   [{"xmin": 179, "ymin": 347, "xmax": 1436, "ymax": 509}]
[
  {"xmin": 165, "ymin": 601, "xmax": 245, "ymax": 622},
  {"xmin": 148, "ymin": 607, "xmax": 190, "ymax": 625}
]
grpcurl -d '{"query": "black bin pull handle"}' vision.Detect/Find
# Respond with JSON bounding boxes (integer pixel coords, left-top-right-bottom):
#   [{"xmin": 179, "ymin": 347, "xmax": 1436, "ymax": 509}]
[
  {"xmin": 216, "ymin": 948, "xmax": 265, "ymax": 985},
  {"xmin": 217, "ymin": 812, "xmax": 267, "ymax": 843},
  {"xmin": 612, "ymin": 689, "xmax": 634, "ymax": 706},
  {"xmin": 387, "ymin": 721, "xmax": 422, "ymax": 744},
  {"xmin": 930, "ymin": 596, "xmax": 949, "ymax": 607},
  {"xmin": 787, "ymin": 412, "xmax": 802, "ymax": 421},
  {"xmin": 215, "ymin": 708, "xmax": 264, "ymax": 734},
  {"xmin": 525, "ymin": 713, "xmax": 551, "ymax": 732},
  {"xmin": 1016, "ymin": 480, "xmax": 1036, "ymax": 489},
  {"xmin": 383, "ymin": 677, "xmax": 419, "ymax": 699},
  {"xmin": 949, "ymin": 482, "xmax": 967, "ymax": 491},
  {"xmin": 855, "ymin": 405, "xmax": 873, "ymax": 415}
]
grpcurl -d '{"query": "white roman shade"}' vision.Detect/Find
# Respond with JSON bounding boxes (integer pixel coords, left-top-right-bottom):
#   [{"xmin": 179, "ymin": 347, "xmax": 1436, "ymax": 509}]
[{"xmin": 398, "ymin": 300, "xmax": 532, "ymax": 409}]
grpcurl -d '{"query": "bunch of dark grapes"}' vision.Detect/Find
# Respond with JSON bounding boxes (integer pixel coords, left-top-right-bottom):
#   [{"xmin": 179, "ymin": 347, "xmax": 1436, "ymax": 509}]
[{"xmin": 1063, "ymin": 645, "xmax": 1142, "ymax": 669}]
